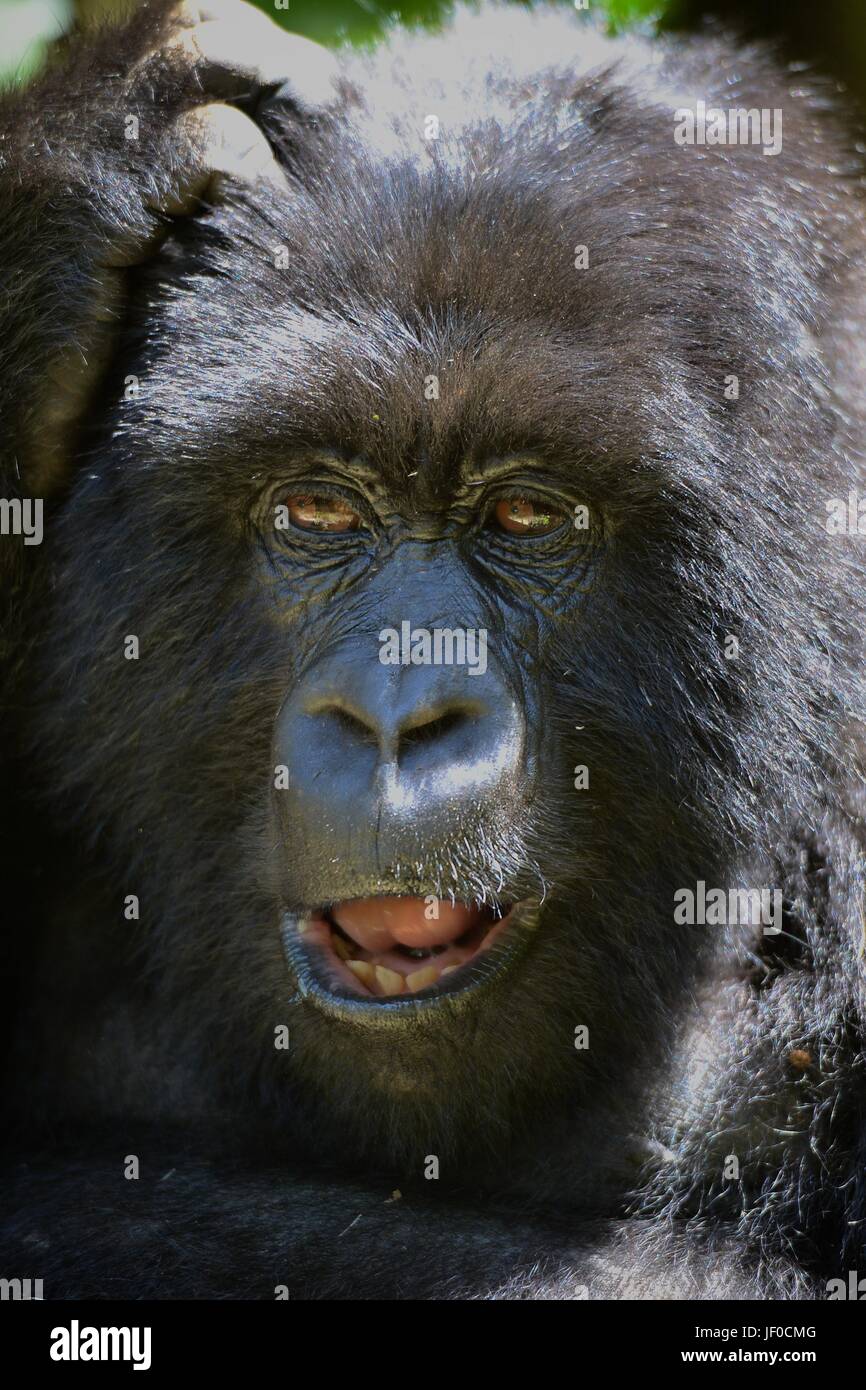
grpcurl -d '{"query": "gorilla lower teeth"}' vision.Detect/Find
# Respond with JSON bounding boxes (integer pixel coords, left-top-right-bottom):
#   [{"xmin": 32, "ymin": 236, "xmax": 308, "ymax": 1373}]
[
  {"xmin": 405, "ymin": 965, "xmax": 439, "ymax": 992},
  {"xmin": 374, "ymin": 966, "xmax": 404, "ymax": 996},
  {"xmin": 346, "ymin": 960, "xmax": 375, "ymax": 988},
  {"xmin": 344, "ymin": 956, "xmax": 455, "ymax": 996}
]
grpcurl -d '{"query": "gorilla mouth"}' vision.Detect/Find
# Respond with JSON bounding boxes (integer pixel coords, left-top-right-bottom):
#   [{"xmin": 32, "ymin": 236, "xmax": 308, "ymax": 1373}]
[
  {"xmin": 318, "ymin": 897, "xmax": 510, "ymax": 995},
  {"xmin": 281, "ymin": 896, "xmax": 539, "ymax": 1020}
]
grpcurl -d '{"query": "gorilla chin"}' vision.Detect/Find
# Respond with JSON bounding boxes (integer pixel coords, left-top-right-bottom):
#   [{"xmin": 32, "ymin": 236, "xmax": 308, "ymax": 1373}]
[{"xmin": 281, "ymin": 896, "xmax": 541, "ymax": 1022}]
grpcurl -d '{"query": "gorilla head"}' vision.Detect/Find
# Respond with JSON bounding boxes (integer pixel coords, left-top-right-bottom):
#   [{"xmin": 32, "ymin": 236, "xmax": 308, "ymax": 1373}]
[{"xmin": 28, "ymin": 6, "xmax": 861, "ymax": 1183}]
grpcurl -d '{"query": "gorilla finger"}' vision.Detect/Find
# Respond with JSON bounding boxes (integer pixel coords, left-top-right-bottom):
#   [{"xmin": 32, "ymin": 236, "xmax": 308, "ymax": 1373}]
[
  {"xmin": 163, "ymin": 2, "xmax": 340, "ymax": 111},
  {"xmin": 151, "ymin": 103, "xmax": 289, "ymax": 215},
  {"xmin": 102, "ymin": 106, "xmax": 287, "ymax": 268}
]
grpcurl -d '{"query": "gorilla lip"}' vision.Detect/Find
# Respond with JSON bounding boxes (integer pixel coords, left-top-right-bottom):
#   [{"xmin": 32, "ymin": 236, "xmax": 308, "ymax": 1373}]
[{"xmin": 281, "ymin": 896, "xmax": 538, "ymax": 1019}]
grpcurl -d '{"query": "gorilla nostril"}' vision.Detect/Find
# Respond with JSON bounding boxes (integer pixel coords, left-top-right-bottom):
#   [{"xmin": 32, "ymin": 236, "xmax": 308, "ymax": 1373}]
[
  {"xmin": 320, "ymin": 704, "xmax": 380, "ymax": 749},
  {"xmin": 398, "ymin": 708, "xmax": 469, "ymax": 756},
  {"xmin": 306, "ymin": 695, "xmax": 485, "ymax": 762}
]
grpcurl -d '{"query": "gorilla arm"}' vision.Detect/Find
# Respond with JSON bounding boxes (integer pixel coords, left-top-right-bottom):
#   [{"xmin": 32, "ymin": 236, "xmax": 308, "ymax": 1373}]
[
  {"xmin": 0, "ymin": 0, "xmax": 336, "ymax": 499},
  {"xmin": 0, "ymin": 1144, "xmax": 808, "ymax": 1299}
]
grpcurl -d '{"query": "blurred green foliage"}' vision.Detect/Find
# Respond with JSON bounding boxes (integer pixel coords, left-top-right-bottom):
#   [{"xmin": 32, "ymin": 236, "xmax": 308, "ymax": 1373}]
[
  {"xmin": 2, "ymin": 0, "xmax": 866, "ymax": 109},
  {"xmin": 0, "ymin": 0, "xmax": 72, "ymax": 82},
  {"xmin": 0, "ymin": 0, "xmax": 666, "ymax": 83},
  {"xmin": 245, "ymin": 0, "xmax": 664, "ymax": 48}
]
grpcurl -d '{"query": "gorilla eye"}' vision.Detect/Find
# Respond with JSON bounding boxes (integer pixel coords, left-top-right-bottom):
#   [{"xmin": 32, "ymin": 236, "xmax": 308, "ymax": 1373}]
[
  {"xmin": 492, "ymin": 497, "xmax": 566, "ymax": 536},
  {"xmin": 285, "ymin": 494, "xmax": 362, "ymax": 534}
]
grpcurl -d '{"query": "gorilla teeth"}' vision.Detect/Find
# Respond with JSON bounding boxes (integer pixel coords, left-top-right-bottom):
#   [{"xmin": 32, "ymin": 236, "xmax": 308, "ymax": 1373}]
[
  {"xmin": 374, "ymin": 966, "xmax": 405, "ymax": 996},
  {"xmin": 405, "ymin": 965, "xmax": 439, "ymax": 992},
  {"xmin": 309, "ymin": 906, "xmax": 519, "ymax": 998},
  {"xmin": 346, "ymin": 959, "xmax": 375, "ymax": 988},
  {"xmin": 345, "ymin": 957, "xmax": 455, "ymax": 995}
]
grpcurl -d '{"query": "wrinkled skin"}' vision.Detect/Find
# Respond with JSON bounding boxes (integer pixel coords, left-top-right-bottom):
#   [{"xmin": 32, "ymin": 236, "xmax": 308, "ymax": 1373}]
[{"xmin": 1, "ymin": 0, "xmax": 866, "ymax": 1299}]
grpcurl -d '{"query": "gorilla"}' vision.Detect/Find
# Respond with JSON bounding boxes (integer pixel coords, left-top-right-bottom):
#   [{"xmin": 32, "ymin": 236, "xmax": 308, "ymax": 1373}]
[{"xmin": 1, "ymin": 0, "xmax": 865, "ymax": 1301}]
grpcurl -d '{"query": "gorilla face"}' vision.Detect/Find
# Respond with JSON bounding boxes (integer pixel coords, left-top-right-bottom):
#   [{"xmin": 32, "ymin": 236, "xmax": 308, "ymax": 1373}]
[
  {"xmin": 268, "ymin": 449, "xmax": 592, "ymax": 1013},
  {"xmin": 36, "ymin": 238, "xmax": 705, "ymax": 1170},
  {"xmin": 29, "ymin": 28, "xmax": 843, "ymax": 1173}
]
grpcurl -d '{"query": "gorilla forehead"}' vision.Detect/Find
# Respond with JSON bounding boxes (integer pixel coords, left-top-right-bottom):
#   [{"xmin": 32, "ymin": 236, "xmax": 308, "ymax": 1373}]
[
  {"xmin": 131, "ymin": 11, "xmax": 832, "ymax": 512},
  {"xmin": 140, "ymin": 166, "xmax": 723, "ymax": 504},
  {"xmin": 141, "ymin": 293, "xmax": 666, "ymax": 501}
]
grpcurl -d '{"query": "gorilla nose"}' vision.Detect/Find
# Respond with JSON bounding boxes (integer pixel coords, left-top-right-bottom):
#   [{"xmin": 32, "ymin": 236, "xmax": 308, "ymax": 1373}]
[
  {"xmin": 314, "ymin": 695, "xmax": 489, "ymax": 769},
  {"xmin": 289, "ymin": 676, "xmax": 523, "ymax": 807},
  {"xmin": 273, "ymin": 652, "xmax": 526, "ymax": 882}
]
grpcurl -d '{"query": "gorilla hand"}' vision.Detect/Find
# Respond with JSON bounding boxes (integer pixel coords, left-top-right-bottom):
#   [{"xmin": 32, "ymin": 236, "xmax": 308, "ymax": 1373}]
[{"xmin": 0, "ymin": 0, "xmax": 338, "ymax": 491}]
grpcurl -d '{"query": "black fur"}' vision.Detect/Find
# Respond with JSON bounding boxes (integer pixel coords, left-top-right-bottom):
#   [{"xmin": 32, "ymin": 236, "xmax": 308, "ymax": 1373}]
[{"xmin": 1, "ymin": 1, "xmax": 865, "ymax": 1298}]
